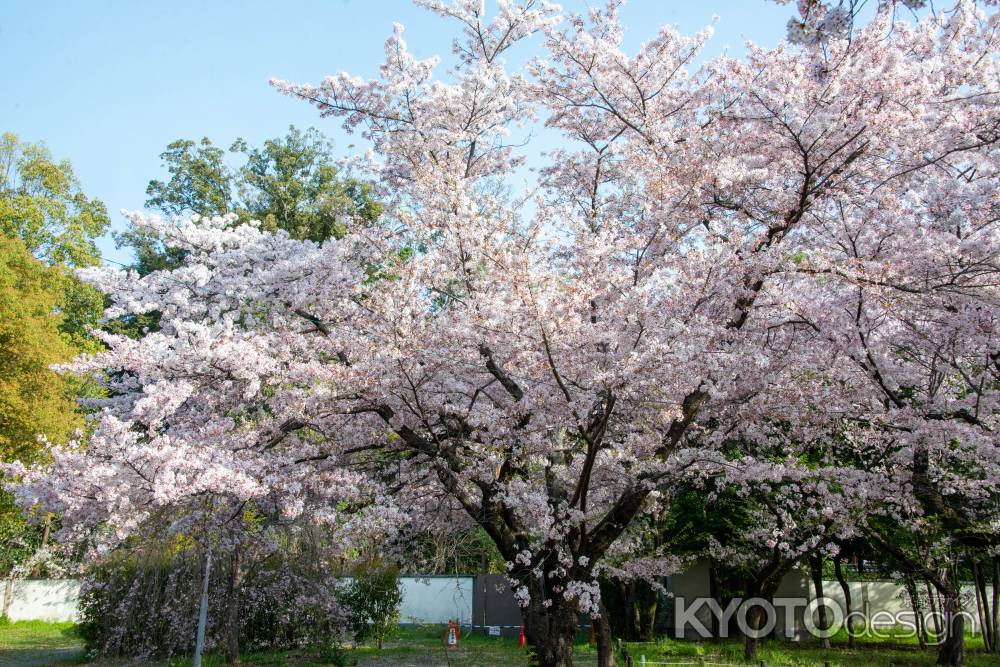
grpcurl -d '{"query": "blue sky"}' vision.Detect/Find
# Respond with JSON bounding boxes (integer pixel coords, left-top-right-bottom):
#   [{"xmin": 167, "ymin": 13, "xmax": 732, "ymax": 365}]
[{"xmin": 2, "ymin": 1, "xmax": 796, "ymax": 265}]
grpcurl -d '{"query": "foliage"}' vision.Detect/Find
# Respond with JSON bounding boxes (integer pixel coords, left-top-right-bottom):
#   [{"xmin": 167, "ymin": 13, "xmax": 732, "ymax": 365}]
[
  {"xmin": 233, "ymin": 126, "xmax": 382, "ymax": 243},
  {"xmin": 399, "ymin": 526, "xmax": 506, "ymax": 575},
  {"xmin": 0, "ymin": 132, "xmax": 109, "ymax": 268},
  {"xmin": 77, "ymin": 524, "xmax": 344, "ymax": 660},
  {"xmin": 0, "ymin": 236, "xmax": 83, "ymax": 464},
  {"xmin": 0, "ymin": 236, "xmax": 97, "ymax": 577},
  {"xmin": 117, "ymin": 126, "xmax": 382, "ymax": 277},
  {"xmin": 339, "ymin": 561, "xmax": 403, "ymax": 649},
  {"xmin": 145, "ymin": 137, "xmax": 234, "ymax": 219}
]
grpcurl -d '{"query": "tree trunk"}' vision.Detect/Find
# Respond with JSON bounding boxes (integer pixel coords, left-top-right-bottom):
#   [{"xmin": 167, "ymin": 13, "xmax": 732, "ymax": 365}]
[
  {"xmin": 741, "ymin": 572, "xmax": 784, "ymax": 662},
  {"xmin": 927, "ymin": 579, "xmax": 942, "ymax": 638},
  {"xmin": 973, "ymin": 559, "xmax": 991, "ymax": 651},
  {"xmin": 1, "ymin": 576, "xmax": 12, "ymax": 620},
  {"xmin": 742, "ymin": 577, "xmax": 774, "ymax": 662},
  {"xmin": 522, "ymin": 584, "xmax": 579, "ymax": 667},
  {"xmin": 29, "ymin": 514, "xmax": 52, "ymax": 578},
  {"xmin": 634, "ymin": 579, "xmax": 658, "ymax": 641},
  {"xmin": 625, "ymin": 580, "xmax": 638, "ymax": 640},
  {"xmin": 905, "ymin": 576, "xmax": 926, "ymax": 650},
  {"xmin": 595, "ymin": 597, "xmax": 617, "ymax": 667},
  {"xmin": 599, "ymin": 578, "xmax": 628, "ymax": 640},
  {"xmin": 223, "ymin": 545, "xmax": 243, "ymax": 665},
  {"xmin": 834, "ymin": 555, "xmax": 856, "ymax": 649},
  {"xmin": 743, "ymin": 603, "xmax": 763, "ymax": 662},
  {"xmin": 708, "ymin": 561, "xmax": 721, "ymax": 640},
  {"xmin": 992, "ymin": 556, "xmax": 999, "ymax": 653},
  {"xmin": 936, "ymin": 572, "xmax": 965, "ymax": 667},
  {"xmin": 860, "ymin": 580, "xmax": 871, "ymax": 631},
  {"xmin": 809, "ymin": 555, "xmax": 830, "ymax": 648}
]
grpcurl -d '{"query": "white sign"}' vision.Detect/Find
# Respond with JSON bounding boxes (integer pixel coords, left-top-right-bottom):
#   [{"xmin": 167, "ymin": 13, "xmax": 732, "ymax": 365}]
[{"xmin": 488, "ymin": 625, "xmax": 501, "ymax": 636}]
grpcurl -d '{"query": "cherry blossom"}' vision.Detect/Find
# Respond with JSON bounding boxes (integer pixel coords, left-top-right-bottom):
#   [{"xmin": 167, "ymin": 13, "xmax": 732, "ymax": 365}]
[{"xmin": 8, "ymin": 2, "xmax": 999, "ymax": 665}]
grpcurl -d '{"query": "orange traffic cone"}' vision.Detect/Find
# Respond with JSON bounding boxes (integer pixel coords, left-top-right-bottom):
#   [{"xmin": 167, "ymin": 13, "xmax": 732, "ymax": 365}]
[
  {"xmin": 445, "ymin": 620, "xmax": 460, "ymax": 648},
  {"xmin": 519, "ymin": 625, "xmax": 526, "ymax": 648}
]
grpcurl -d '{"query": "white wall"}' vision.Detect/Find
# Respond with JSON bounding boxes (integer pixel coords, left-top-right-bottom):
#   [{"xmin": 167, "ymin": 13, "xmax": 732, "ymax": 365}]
[
  {"xmin": 398, "ymin": 576, "xmax": 473, "ymax": 624},
  {"xmin": 1, "ymin": 579, "xmax": 80, "ymax": 622},
  {"xmin": 814, "ymin": 580, "xmax": 994, "ymax": 634},
  {"xmin": 14, "ymin": 575, "xmax": 988, "ymax": 634},
  {"xmin": 0, "ymin": 577, "xmax": 474, "ymax": 625}
]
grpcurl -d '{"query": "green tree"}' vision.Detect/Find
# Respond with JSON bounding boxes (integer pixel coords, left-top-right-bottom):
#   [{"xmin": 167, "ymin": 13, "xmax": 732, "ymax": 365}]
[
  {"xmin": 145, "ymin": 137, "xmax": 233, "ymax": 218},
  {"xmin": 0, "ymin": 134, "xmax": 108, "ymax": 577},
  {"xmin": 0, "ymin": 236, "xmax": 92, "ymax": 575},
  {"xmin": 0, "ymin": 236, "xmax": 83, "ymax": 465},
  {"xmin": 117, "ymin": 126, "xmax": 381, "ymax": 277},
  {"xmin": 234, "ymin": 126, "xmax": 381, "ymax": 243},
  {"xmin": 0, "ymin": 132, "xmax": 110, "ymax": 269},
  {"xmin": 339, "ymin": 561, "xmax": 403, "ymax": 649},
  {"xmin": 0, "ymin": 132, "xmax": 108, "ymax": 347}
]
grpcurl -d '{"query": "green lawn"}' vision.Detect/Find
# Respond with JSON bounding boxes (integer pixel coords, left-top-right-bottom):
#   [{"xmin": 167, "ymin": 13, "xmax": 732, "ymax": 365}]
[
  {"xmin": 79, "ymin": 626, "xmax": 601, "ymax": 667},
  {"xmin": 623, "ymin": 627, "xmax": 1000, "ymax": 667},
  {"xmin": 2, "ymin": 622, "xmax": 999, "ymax": 666},
  {"xmin": 0, "ymin": 620, "xmax": 85, "ymax": 667}
]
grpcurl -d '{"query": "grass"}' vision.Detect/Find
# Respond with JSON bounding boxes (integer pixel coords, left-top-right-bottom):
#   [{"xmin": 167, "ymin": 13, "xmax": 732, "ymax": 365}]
[
  {"xmin": 0, "ymin": 619, "xmax": 84, "ymax": 666},
  {"xmin": 101, "ymin": 626, "xmax": 600, "ymax": 667},
  {"xmin": 624, "ymin": 627, "xmax": 1000, "ymax": 666},
  {"xmin": 2, "ymin": 622, "xmax": 998, "ymax": 666}
]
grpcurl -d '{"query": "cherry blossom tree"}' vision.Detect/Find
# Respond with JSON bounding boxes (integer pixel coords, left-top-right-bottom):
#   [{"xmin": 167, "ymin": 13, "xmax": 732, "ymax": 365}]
[
  {"xmin": 9, "ymin": 1, "xmax": 1000, "ymax": 665},
  {"xmin": 703, "ymin": 465, "xmax": 866, "ymax": 660}
]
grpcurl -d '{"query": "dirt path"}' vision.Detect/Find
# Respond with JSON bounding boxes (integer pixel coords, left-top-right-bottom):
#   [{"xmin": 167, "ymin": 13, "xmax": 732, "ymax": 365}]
[{"xmin": 0, "ymin": 646, "xmax": 85, "ymax": 667}]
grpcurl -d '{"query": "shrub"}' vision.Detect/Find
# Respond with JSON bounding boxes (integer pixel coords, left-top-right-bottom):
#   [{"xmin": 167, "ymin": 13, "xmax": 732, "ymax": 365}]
[
  {"xmin": 339, "ymin": 561, "xmax": 403, "ymax": 649},
  {"xmin": 78, "ymin": 526, "xmax": 345, "ymax": 660}
]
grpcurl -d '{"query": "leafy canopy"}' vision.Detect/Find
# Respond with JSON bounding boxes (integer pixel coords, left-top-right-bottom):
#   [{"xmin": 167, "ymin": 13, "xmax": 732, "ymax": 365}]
[
  {"xmin": 0, "ymin": 132, "xmax": 109, "ymax": 269},
  {"xmin": 119, "ymin": 126, "xmax": 382, "ymax": 276}
]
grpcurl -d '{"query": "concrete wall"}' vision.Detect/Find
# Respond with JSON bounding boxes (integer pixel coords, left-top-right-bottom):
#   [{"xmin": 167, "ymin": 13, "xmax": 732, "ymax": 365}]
[
  {"xmin": 0, "ymin": 576, "xmax": 473, "ymax": 625},
  {"xmin": 812, "ymin": 580, "xmax": 994, "ymax": 633},
  {"xmin": 666, "ymin": 561, "xmax": 811, "ymax": 640},
  {"xmin": 7, "ymin": 575, "xmax": 992, "ymax": 636},
  {"xmin": 0, "ymin": 579, "xmax": 80, "ymax": 622},
  {"xmin": 398, "ymin": 576, "xmax": 474, "ymax": 624}
]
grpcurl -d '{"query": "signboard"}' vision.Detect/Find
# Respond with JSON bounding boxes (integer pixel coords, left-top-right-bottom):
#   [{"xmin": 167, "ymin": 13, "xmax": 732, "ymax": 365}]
[{"xmin": 488, "ymin": 625, "xmax": 501, "ymax": 636}]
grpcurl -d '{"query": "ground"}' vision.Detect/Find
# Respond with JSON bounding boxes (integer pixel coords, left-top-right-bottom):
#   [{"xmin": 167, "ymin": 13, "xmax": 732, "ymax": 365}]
[
  {"xmin": 0, "ymin": 620, "xmax": 83, "ymax": 667},
  {"xmin": 621, "ymin": 629, "xmax": 1000, "ymax": 667},
  {"xmin": 1, "ymin": 623, "xmax": 998, "ymax": 666}
]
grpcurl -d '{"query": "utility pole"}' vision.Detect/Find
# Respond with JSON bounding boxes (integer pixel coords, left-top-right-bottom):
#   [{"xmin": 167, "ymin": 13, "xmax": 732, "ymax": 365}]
[{"xmin": 193, "ymin": 544, "xmax": 213, "ymax": 667}]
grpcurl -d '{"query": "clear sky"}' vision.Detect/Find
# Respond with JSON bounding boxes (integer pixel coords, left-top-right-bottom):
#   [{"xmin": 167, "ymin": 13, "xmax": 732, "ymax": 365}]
[{"xmin": 1, "ymin": 0, "xmax": 796, "ymax": 265}]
